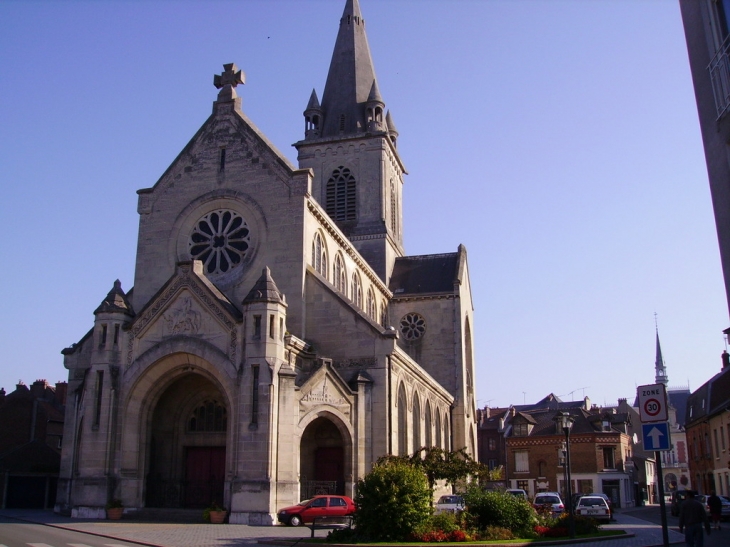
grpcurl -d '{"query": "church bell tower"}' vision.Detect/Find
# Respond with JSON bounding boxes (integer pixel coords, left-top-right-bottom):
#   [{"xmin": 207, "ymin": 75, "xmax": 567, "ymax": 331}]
[{"xmin": 294, "ymin": 0, "xmax": 405, "ymax": 283}]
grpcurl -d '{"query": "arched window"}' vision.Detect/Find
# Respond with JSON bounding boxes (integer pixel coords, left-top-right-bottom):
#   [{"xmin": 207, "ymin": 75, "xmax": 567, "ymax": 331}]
[
  {"xmin": 380, "ymin": 299, "xmax": 388, "ymax": 327},
  {"xmin": 390, "ymin": 179, "xmax": 397, "ymax": 233},
  {"xmin": 398, "ymin": 384, "xmax": 408, "ymax": 456},
  {"xmin": 435, "ymin": 411, "xmax": 442, "ymax": 449},
  {"xmin": 334, "ymin": 253, "xmax": 346, "ymax": 293},
  {"xmin": 311, "ymin": 232, "xmax": 327, "ymax": 279},
  {"xmin": 367, "ymin": 287, "xmax": 376, "ymax": 318},
  {"xmin": 188, "ymin": 400, "xmax": 227, "ymax": 432},
  {"xmin": 351, "ymin": 272, "xmax": 362, "ymax": 308},
  {"xmin": 326, "ymin": 167, "xmax": 356, "ymax": 221},
  {"xmin": 444, "ymin": 411, "xmax": 451, "ymax": 451},
  {"xmin": 424, "ymin": 401, "xmax": 432, "ymax": 448},
  {"xmin": 412, "ymin": 394, "xmax": 421, "ymax": 453}
]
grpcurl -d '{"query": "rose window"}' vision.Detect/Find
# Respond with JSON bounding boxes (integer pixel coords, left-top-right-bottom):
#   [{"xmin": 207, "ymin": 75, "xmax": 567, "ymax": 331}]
[
  {"xmin": 399, "ymin": 312, "xmax": 426, "ymax": 341},
  {"xmin": 189, "ymin": 210, "xmax": 250, "ymax": 275}
]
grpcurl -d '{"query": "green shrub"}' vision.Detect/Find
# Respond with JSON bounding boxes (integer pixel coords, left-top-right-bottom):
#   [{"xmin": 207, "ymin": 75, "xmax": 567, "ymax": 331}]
[
  {"xmin": 481, "ymin": 525, "xmax": 515, "ymax": 540},
  {"xmin": 463, "ymin": 485, "xmax": 535, "ymax": 534},
  {"xmin": 430, "ymin": 511, "xmax": 460, "ymax": 534},
  {"xmin": 354, "ymin": 460, "xmax": 432, "ymax": 541}
]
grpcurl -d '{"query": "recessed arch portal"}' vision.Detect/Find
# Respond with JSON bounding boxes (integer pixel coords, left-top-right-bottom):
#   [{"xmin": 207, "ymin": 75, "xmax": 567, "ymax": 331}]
[{"xmin": 300, "ymin": 415, "xmax": 351, "ymax": 498}]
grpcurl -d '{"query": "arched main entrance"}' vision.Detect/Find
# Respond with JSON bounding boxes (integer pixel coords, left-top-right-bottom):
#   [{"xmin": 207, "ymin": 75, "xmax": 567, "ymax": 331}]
[
  {"xmin": 300, "ymin": 417, "xmax": 346, "ymax": 499},
  {"xmin": 145, "ymin": 373, "xmax": 227, "ymax": 508}
]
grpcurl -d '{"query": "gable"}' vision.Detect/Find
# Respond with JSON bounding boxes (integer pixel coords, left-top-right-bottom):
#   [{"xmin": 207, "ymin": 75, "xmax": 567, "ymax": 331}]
[
  {"xmin": 126, "ymin": 262, "xmax": 241, "ymax": 367},
  {"xmin": 298, "ymin": 363, "xmax": 355, "ymax": 419}
]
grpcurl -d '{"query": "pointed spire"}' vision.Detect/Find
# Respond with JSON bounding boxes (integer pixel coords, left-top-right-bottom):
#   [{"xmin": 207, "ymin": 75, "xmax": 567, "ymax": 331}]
[
  {"xmin": 386, "ymin": 110, "xmax": 398, "ymax": 145},
  {"xmin": 306, "ymin": 89, "xmax": 321, "ymax": 111},
  {"xmin": 243, "ymin": 267, "xmax": 286, "ymax": 305},
  {"xmin": 320, "ymin": 0, "xmax": 380, "ymax": 137},
  {"xmin": 94, "ymin": 279, "xmax": 134, "ymax": 316},
  {"xmin": 654, "ymin": 321, "xmax": 669, "ymax": 386},
  {"xmin": 367, "ymin": 79, "xmax": 383, "ymax": 104}
]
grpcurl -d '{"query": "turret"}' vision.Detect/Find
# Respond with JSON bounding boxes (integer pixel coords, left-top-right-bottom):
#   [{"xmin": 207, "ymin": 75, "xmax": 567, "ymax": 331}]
[
  {"xmin": 365, "ymin": 80, "xmax": 385, "ymax": 132},
  {"xmin": 304, "ymin": 89, "xmax": 323, "ymax": 139}
]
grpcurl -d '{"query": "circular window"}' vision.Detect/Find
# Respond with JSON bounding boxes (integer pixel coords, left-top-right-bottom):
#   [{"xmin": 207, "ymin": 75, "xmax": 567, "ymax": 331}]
[
  {"xmin": 189, "ymin": 209, "xmax": 251, "ymax": 275},
  {"xmin": 400, "ymin": 312, "xmax": 426, "ymax": 341}
]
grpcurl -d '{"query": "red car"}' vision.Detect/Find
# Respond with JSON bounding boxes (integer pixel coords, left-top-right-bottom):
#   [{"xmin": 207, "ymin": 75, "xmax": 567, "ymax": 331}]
[{"xmin": 277, "ymin": 494, "xmax": 356, "ymax": 526}]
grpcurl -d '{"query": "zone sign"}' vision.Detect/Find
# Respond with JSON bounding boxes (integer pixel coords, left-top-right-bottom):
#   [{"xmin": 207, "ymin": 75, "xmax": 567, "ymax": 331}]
[{"xmin": 637, "ymin": 383, "xmax": 668, "ymax": 423}]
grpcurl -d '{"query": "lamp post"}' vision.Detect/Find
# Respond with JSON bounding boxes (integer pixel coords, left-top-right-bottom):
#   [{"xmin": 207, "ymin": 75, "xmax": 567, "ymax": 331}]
[{"xmin": 554, "ymin": 411, "xmax": 575, "ymax": 539}]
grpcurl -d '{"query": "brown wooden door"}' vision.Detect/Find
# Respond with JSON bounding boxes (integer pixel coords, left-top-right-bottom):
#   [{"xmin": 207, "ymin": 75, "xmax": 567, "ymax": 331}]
[{"xmin": 315, "ymin": 446, "xmax": 343, "ymax": 493}]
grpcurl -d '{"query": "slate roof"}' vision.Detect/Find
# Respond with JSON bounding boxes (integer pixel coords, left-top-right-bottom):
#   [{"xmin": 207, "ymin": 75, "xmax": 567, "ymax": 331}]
[{"xmin": 389, "ymin": 252, "xmax": 459, "ymax": 295}]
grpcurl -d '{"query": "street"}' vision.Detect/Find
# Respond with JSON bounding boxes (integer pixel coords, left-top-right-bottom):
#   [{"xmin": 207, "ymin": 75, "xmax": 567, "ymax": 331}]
[
  {"xmin": 0, "ymin": 515, "xmax": 142, "ymax": 547},
  {"xmin": 621, "ymin": 504, "xmax": 726, "ymax": 547}
]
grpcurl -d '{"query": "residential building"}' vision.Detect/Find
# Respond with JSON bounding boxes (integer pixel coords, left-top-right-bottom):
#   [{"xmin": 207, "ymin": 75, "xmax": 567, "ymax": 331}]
[
  {"xmin": 0, "ymin": 379, "xmax": 66, "ymax": 508},
  {"xmin": 685, "ymin": 353, "xmax": 730, "ymax": 495}
]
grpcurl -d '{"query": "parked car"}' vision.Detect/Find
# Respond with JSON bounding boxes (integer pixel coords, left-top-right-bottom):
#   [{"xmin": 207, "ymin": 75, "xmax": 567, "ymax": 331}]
[
  {"xmin": 434, "ymin": 495, "xmax": 465, "ymax": 514},
  {"xmin": 533, "ymin": 492, "xmax": 565, "ymax": 516},
  {"xmin": 277, "ymin": 494, "xmax": 356, "ymax": 526},
  {"xmin": 696, "ymin": 494, "xmax": 730, "ymax": 520},
  {"xmin": 574, "ymin": 495, "xmax": 611, "ymax": 523},
  {"xmin": 670, "ymin": 490, "xmax": 697, "ymax": 517},
  {"xmin": 506, "ymin": 488, "xmax": 528, "ymax": 500}
]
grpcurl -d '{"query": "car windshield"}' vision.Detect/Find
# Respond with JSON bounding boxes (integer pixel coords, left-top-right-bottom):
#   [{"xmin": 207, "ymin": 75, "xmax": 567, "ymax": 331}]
[
  {"xmin": 297, "ymin": 499, "xmax": 312, "ymax": 506},
  {"xmin": 537, "ymin": 496, "xmax": 560, "ymax": 504}
]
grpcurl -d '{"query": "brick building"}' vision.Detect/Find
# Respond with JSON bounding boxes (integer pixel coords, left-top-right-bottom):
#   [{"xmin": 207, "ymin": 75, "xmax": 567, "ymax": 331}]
[
  {"xmin": 478, "ymin": 393, "xmax": 635, "ymax": 508},
  {"xmin": 0, "ymin": 379, "xmax": 67, "ymax": 508},
  {"xmin": 685, "ymin": 353, "xmax": 730, "ymax": 496}
]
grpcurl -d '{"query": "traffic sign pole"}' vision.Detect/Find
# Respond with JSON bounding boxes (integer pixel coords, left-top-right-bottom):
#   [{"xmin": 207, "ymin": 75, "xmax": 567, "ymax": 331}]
[{"xmin": 655, "ymin": 451, "xmax": 669, "ymax": 547}]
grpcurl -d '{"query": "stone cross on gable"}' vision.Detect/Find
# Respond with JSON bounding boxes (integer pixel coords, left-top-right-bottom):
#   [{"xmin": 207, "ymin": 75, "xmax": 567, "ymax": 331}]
[{"xmin": 214, "ymin": 63, "xmax": 245, "ymax": 89}]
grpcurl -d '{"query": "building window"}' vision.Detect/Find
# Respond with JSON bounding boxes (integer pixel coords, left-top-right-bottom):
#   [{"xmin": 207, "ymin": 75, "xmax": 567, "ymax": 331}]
[
  {"xmin": 188, "ymin": 400, "xmax": 227, "ymax": 432},
  {"xmin": 253, "ymin": 315, "xmax": 261, "ymax": 338},
  {"xmin": 515, "ymin": 450, "xmax": 529, "ymax": 473},
  {"xmin": 325, "ymin": 166, "xmax": 356, "ymax": 221},
  {"xmin": 351, "ymin": 273, "xmax": 362, "ymax": 308},
  {"xmin": 488, "ymin": 438, "xmax": 496, "ymax": 451},
  {"xmin": 94, "ymin": 371, "xmax": 104, "ymax": 427},
  {"xmin": 269, "ymin": 314, "xmax": 275, "ymax": 339},
  {"xmin": 334, "ymin": 253, "xmax": 346, "ymax": 292},
  {"xmin": 602, "ymin": 420, "xmax": 611, "ymax": 432},
  {"xmin": 399, "ymin": 312, "xmax": 426, "ymax": 341},
  {"xmin": 380, "ymin": 300, "xmax": 388, "ymax": 327},
  {"xmin": 113, "ymin": 324, "xmax": 120, "ymax": 346},
  {"xmin": 715, "ymin": 429, "xmax": 721, "ymax": 458},
  {"xmin": 577, "ymin": 479, "xmax": 593, "ymax": 494},
  {"xmin": 390, "ymin": 179, "xmax": 397, "ymax": 234},
  {"xmin": 189, "ymin": 209, "xmax": 251, "ymax": 275},
  {"xmin": 100, "ymin": 324, "xmax": 107, "ymax": 347},
  {"xmin": 312, "ymin": 232, "xmax": 327, "ymax": 278},
  {"xmin": 367, "ymin": 287, "xmax": 376, "ymax": 318},
  {"xmin": 603, "ymin": 447, "xmax": 616, "ymax": 470},
  {"xmin": 516, "ymin": 479, "xmax": 529, "ymax": 492},
  {"xmin": 251, "ymin": 365, "xmax": 259, "ymax": 426},
  {"xmin": 538, "ymin": 460, "xmax": 546, "ymax": 477},
  {"xmin": 488, "ymin": 459, "xmax": 498, "ymax": 470},
  {"xmin": 513, "ymin": 423, "xmax": 529, "ymax": 436}
]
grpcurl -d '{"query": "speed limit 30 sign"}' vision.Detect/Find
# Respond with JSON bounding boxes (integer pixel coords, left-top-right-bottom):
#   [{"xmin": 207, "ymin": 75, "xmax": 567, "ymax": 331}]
[{"xmin": 637, "ymin": 383, "xmax": 668, "ymax": 423}]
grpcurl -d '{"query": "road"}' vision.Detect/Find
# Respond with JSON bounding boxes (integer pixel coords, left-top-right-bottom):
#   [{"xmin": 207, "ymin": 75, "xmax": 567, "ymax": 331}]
[
  {"xmin": 0, "ymin": 515, "xmax": 143, "ymax": 547},
  {"xmin": 622, "ymin": 504, "xmax": 726, "ymax": 547}
]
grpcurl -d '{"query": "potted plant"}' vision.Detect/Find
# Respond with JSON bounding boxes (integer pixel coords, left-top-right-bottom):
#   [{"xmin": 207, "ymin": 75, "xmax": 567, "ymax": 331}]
[
  {"xmin": 204, "ymin": 501, "xmax": 227, "ymax": 524},
  {"xmin": 105, "ymin": 498, "xmax": 124, "ymax": 520}
]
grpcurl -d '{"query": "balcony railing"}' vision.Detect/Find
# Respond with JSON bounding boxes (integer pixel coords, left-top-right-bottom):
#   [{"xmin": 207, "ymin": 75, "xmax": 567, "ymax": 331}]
[{"xmin": 708, "ymin": 35, "xmax": 730, "ymax": 119}]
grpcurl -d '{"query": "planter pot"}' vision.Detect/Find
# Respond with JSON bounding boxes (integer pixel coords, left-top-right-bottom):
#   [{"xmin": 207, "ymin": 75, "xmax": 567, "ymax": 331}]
[
  {"xmin": 209, "ymin": 510, "xmax": 227, "ymax": 524},
  {"xmin": 106, "ymin": 507, "xmax": 124, "ymax": 520}
]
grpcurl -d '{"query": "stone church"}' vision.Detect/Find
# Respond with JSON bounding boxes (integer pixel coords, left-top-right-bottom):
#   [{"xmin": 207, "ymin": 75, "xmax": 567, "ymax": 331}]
[{"xmin": 56, "ymin": 0, "xmax": 478, "ymax": 523}]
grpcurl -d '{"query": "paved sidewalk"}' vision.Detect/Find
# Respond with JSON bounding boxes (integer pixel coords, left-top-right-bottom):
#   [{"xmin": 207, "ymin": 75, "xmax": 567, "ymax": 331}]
[{"xmin": 0, "ymin": 508, "xmax": 685, "ymax": 547}]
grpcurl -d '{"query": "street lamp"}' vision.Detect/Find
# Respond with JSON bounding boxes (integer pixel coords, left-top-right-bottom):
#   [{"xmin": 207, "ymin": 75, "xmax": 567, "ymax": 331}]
[{"xmin": 554, "ymin": 411, "xmax": 575, "ymax": 539}]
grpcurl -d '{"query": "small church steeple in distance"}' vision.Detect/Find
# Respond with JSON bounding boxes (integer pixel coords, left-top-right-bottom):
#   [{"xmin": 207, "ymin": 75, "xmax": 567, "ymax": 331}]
[{"xmin": 654, "ymin": 314, "xmax": 669, "ymax": 386}]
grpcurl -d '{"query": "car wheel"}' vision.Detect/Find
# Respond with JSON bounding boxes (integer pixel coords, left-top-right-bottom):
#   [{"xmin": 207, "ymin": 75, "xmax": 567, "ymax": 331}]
[{"xmin": 289, "ymin": 515, "xmax": 302, "ymax": 527}]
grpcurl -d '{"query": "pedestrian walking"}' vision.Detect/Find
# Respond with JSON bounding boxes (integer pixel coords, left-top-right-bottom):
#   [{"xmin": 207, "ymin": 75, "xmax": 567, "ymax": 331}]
[
  {"xmin": 679, "ymin": 490, "xmax": 711, "ymax": 547},
  {"xmin": 707, "ymin": 491, "xmax": 722, "ymax": 530}
]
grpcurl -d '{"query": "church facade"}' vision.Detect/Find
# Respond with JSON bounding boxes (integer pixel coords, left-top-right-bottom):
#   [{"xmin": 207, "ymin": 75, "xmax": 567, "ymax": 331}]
[{"xmin": 56, "ymin": 0, "xmax": 478, "ymax": 524}]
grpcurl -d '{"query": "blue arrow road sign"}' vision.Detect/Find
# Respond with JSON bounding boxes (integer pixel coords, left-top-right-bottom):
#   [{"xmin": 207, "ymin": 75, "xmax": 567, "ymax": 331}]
[{"xmin": 642, "ymin": 422, "xmax": 671, "ymax": 451}]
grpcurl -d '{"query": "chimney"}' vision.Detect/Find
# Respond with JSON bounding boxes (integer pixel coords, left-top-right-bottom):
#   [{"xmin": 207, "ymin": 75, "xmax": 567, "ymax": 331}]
[
  {"xmin": 31, "ymin": 379, "xmax": 48, "ymax": 399},
  {"xmin": 722, "ymin": 350, "xmax": 730, "ymax": 369},
  {"xmin": 55, "ymin": 381, "xmax": 68, "ymax": 406},
  {"xmin": 0, "ymin": 387, "xmax": 5, "ymax": 404}
]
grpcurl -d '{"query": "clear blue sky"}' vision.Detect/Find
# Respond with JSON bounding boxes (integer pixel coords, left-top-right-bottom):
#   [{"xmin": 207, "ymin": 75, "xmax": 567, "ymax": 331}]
[{"xmin": 0, "ymin": 0, "xmax": 726, "ymax": 409}]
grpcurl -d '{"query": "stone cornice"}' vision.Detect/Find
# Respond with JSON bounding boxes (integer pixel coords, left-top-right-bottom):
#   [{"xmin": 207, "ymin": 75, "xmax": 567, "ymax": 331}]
[{"xmin": 307, "ymin": 199, "xmax": 391, "ymax": 296}]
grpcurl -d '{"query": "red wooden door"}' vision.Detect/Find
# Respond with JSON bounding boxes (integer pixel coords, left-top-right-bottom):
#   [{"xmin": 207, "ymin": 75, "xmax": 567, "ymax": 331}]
[{"xmin": 185, "ymin": 447, "xmax": 225, "ymax": 507}]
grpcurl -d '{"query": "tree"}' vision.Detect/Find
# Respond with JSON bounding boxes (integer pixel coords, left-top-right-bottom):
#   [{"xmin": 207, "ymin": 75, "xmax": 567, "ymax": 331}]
[{"xmin": 354, "ymin": 459, "xmax": 432, "ymax": 541}]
